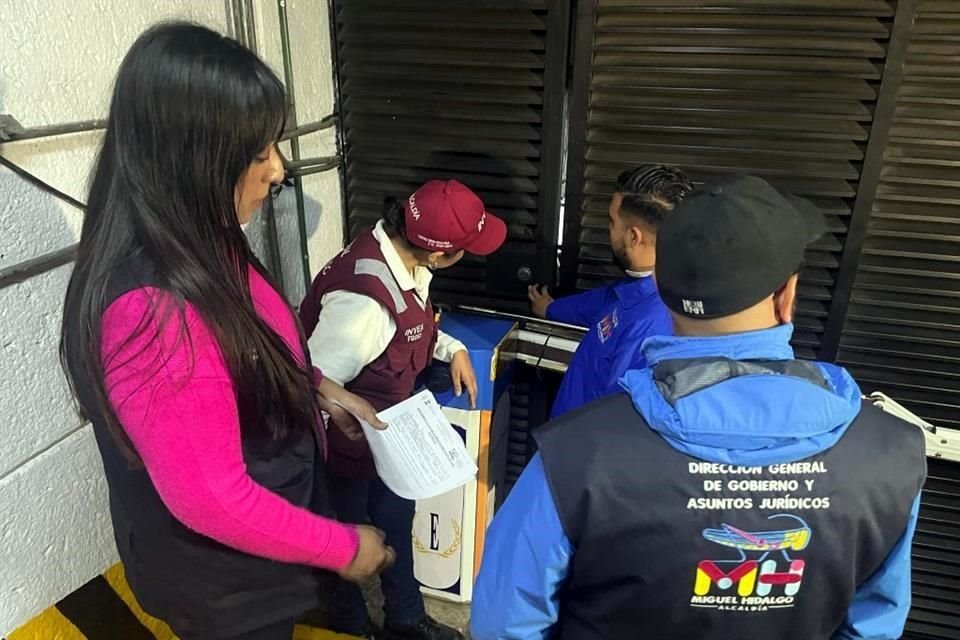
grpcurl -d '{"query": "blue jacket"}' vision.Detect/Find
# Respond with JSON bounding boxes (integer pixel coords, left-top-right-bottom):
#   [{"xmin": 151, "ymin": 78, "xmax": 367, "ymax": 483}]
[
  {"xmin": 547, "ymin": 276, "xmax": 672, "ymax": 418},
  {"xmin": 471, "ymin": 324, "xmax": 922, "ymax": 640}
]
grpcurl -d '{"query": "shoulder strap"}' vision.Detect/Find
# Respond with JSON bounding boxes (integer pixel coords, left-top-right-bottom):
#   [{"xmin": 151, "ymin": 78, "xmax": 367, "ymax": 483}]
[{"xmin": 353, "ymin": 258, "xmax": 408, "ymax": 314}]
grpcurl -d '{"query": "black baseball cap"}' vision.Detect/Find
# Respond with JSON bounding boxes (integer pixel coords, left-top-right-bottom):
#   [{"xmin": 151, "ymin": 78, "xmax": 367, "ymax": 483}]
[{"xmin": 656, "ymin": 175, "xmax": 826, "ymax": 319}]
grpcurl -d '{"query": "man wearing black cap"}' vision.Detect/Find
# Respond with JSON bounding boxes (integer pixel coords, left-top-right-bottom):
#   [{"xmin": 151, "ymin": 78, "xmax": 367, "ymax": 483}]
[{"xmin": 470, "ymin": 175, "xmax": 926, "ymax": 640}]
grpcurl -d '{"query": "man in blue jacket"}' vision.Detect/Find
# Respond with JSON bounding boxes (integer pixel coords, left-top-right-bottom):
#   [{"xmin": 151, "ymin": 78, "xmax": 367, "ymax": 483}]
[
  {"xmin": 472, "ymin": 175, "xmax": 927, "ymax": 640},
  {"xmin": 528, "ymin": 165, "xmax": 692, "ymax": 418}
]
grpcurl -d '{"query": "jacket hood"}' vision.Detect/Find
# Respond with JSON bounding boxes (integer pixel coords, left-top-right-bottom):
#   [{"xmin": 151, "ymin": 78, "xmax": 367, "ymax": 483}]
[{"xmin": 620, "ymin": 324, "xmax": 862, "ymax": 466}]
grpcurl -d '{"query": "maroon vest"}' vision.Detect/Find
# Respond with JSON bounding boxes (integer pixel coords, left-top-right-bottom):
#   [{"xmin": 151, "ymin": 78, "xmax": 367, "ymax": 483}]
[{"xmin": 300, "ymin": 228, "xmax": 438, "ymax": 478}]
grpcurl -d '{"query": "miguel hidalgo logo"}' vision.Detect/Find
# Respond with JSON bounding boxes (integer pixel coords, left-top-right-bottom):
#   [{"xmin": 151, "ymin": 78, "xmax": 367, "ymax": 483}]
[{"xmin": 691, "ymin": 514, "xmax": 810, "ymax": 612}]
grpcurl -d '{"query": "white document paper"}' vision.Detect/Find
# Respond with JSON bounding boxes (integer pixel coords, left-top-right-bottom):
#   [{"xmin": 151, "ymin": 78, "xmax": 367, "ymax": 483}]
[{"xmin": 357, "ymin": 390, "xmax": 477, "ymax": 500}]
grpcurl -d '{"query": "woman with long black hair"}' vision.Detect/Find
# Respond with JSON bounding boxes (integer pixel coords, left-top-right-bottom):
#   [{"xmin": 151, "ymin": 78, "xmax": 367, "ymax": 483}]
[{"xmin": 60, "ymin": 22, "xmax": 392, "ymax": 640}]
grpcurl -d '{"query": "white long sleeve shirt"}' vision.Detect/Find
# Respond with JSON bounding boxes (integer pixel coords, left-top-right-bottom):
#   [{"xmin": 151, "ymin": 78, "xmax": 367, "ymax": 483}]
[{"xmin": 307, "ymin": 221, "xmax": 467, "ymax": 386}]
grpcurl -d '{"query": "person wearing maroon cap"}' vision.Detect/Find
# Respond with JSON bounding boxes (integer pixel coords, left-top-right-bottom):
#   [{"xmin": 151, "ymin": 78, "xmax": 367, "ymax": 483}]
[{"xmin": 299, "ymin": 179, "xmax": 507, "ymax": 639}]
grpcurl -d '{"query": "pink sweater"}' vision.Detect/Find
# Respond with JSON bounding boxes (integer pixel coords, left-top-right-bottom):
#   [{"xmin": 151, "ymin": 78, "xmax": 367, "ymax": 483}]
[{"xmin": 100, "ymin": 265, "xmax": 359, "ymax": 571}]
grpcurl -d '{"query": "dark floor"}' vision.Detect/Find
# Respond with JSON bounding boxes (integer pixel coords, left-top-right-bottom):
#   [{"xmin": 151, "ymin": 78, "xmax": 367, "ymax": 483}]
[{"xmin": 301, "ymin": 577, "xmax": 471, "ymax": 638}]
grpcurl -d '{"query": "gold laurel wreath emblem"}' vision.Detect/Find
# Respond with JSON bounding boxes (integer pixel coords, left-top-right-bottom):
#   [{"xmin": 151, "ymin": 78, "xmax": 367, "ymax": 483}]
[{"xmin": 412, "ymin": 519, "xmax": 462, "ymax": 558}]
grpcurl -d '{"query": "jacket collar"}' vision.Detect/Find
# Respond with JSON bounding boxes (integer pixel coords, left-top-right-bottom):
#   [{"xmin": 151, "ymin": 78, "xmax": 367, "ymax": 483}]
[
  {"xmin": 642, "ymin": 323, "xmax": 796, "ymax": 366},
  {"xmin": 613, "ymin": 275, "xmax": 659, "ymax": 309}
]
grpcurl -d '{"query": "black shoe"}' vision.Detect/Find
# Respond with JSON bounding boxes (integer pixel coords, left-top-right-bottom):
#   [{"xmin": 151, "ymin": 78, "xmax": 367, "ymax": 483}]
[{"xmin": 380, "ymin": 615, "xmax": 464, "ymax": 640}]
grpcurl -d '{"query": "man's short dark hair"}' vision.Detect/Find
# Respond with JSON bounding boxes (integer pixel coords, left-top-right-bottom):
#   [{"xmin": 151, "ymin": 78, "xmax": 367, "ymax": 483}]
[{"xmin": 614, "ymin": 165, "xmax": 694, "ymax": 230}]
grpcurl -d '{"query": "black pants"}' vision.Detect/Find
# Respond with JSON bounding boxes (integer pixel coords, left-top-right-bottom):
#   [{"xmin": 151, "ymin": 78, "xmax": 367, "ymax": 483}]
[
  {"xmin": 230, "ymin": 619, "xmax": 297, "ymax": 640},
  {"xmin": 328, "ymin": 475, "xmax": 426, "ymax": 634},
  {"xmin": 178, "ymin": 619, "xmax": 297, "ymax": 640}
]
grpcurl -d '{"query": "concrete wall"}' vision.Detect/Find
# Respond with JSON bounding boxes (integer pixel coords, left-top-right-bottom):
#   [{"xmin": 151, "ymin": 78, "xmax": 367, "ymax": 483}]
[
  {"xmin": 0, "ymin": 0, "xmax": 342, "ymax": 633},
  {"xmin": 249, "ymin": 0, "xmax": 345, "ymax": 301}
]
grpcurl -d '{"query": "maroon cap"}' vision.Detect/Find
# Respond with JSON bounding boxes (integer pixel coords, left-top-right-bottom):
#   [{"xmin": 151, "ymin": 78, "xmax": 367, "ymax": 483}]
[{"xmin": 403, "ymin": 180, "xmax": 507, "ymax": 256}]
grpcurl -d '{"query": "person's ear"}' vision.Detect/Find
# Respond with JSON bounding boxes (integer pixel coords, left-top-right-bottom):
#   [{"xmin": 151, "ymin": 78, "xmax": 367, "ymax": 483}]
[
  {"xmin": 432, "ymin": 250, "xmax": 465, "ymax": 270},
  {"xmin": 628, "ymin": 225, "xmax": 644, "ymax": 249},
  {"xmin": 774, "ymin": 274, "xmax": 800, "ymax": 325},
  {"xmin": 427, "ymin": 251, "xmax": 446, "ymax": 269}
]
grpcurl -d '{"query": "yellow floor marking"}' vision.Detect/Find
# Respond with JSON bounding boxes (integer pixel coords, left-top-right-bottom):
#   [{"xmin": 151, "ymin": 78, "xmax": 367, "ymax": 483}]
[
  {"xmin": 8, "ymin": 606, "xmax": 87, "ymax": 640},
  {"xmin": 102, "ymin": 563, "xmax": 176, "ymax": 639}
]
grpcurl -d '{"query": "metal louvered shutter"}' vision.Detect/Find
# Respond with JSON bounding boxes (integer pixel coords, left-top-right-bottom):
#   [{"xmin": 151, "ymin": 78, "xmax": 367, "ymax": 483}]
[
  {"xmin": 504, "ymin": 364, "xmax": 560, "ymax": 493},
  {"xmin": 331, "ymin": 0, "xmax": 569, "ymax": 313},
  {"xmin": 835, "ymin": 1, "xmax": 960, "ymax": 432},
  {"xmin": 833, "ymin": 7, "xmax": 960, "ymax": 634},
  {"xmin": 562, "ymin": 0, "xmax": 897, "ymax": 359},
  {"xmin": 907, "ymin": 458, "xmax": 960, "ymax": 639},
  {"xmin": 506, "ymin": 376, "xmax": 534, "ymax": 492}
]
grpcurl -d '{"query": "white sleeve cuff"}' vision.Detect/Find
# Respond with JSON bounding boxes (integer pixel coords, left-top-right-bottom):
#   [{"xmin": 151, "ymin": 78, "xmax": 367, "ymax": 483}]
[{"xmin": 434, "ymin": 330, "xmax": 467, "ymax": 363}]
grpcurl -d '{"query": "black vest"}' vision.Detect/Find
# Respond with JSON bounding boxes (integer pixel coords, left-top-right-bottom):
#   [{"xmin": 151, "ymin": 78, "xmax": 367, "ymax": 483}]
[
  {"xmin": 535, "ymin": 359, "xmax": 926, "ymax": 640},
  {"xmin": 63, "ymin": 255, "xmax": 333, "ymax": 638}
]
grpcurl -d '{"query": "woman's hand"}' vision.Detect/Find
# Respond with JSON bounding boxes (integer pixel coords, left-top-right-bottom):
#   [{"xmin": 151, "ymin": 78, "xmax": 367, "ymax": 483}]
[
  {"xmin": 316, "ymin": 377, "xmax": 386, "ymax": 440},
  {"xmin": 338, "ymin": 525, "xmax": 396, "ymax": 583},
  {"xmin": 321, "ymin": 402, "xmax": 365, "ymax": 441},
  {"xmin": 450, "ymin": 350, "xmax": 478, "ymax": 409}
]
